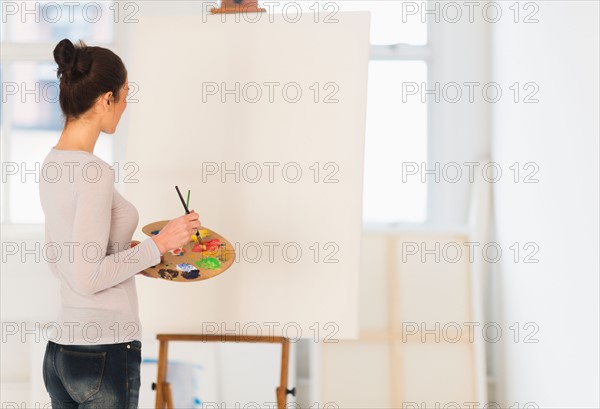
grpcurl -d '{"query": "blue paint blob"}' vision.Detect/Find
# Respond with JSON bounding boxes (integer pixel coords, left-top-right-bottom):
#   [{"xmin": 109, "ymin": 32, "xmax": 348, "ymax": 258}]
[
  {"xmin": 176, "ymin": 263, "xmax": 196, "ymax": 272},
  {"xmin": 151, "ymin": 230, "xmax": 160, "ymax": 235},
  {"xmin": 182, "ymin": 269, "xmax": 200, "ymax": 280}
]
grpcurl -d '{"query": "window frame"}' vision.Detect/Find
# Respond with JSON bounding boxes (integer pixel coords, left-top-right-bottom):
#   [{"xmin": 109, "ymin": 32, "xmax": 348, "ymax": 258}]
[
  {"xmin": 0, "ymin": 10, "xmax": 127, "ymax": 224},
  {"xmin": 363, "ymin": 21, "xmax": 433, "ymax": 230}
]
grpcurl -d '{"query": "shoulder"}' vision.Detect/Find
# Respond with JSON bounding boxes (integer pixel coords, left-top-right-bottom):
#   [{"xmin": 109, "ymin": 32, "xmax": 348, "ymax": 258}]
[
  {"xmin": 42, "ymin": 150, "xmax": 114, "ymax": 178},
  {"xmin": 40, "ymin": 150, "xmax": 115, "ymax": 195}
]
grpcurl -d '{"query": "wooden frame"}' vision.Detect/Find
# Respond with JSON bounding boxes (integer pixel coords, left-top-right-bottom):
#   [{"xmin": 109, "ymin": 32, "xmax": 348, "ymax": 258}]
[
  {"xmin": 209, "ymin": 0, "xmax": 266, "ymax": 14},
  {"xmin": 154, "ymin": 334, "xmax": 293, "ymax": 409}
]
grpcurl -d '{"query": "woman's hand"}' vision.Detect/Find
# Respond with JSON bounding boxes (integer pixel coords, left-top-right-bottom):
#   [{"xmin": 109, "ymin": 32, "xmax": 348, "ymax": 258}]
[{"xmin": 151, "ymin": 210, "xmax": 201, "ymax": 255}]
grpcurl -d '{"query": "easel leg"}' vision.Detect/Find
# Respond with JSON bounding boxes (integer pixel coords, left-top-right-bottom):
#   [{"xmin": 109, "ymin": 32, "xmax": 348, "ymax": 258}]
[
  {"xmin": 276, "ymin": 339, "xmax": 290, "ymax": 409},
  {"xmin": 155, "ymin": 339, "xmax": 169, "ymax": 409},
  {"xmin": 163, "ymin": 382, "xmax": 174, "ymax": 409}
]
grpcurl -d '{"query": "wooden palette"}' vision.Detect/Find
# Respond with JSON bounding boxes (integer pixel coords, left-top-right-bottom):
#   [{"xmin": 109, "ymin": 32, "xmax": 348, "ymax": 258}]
[{"xmin": 137, "ymin": 220, "xmax": 235, "ymax": 282}]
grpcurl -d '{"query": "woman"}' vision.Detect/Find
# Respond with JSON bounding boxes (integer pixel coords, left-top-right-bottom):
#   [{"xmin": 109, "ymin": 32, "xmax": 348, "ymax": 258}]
[{"xmin": 40, "ymin": 38, "xmax": 200, "ymax": 409}]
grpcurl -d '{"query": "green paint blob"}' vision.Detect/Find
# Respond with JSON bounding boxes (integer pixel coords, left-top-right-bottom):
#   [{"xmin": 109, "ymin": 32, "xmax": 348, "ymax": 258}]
[{"xmin": 195, "ymin": 257, "xmax": 221, "ymax": 270}]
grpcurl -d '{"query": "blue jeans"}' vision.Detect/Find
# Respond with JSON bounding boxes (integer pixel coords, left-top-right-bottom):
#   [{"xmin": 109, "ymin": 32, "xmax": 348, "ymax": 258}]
[{"xmin": 43, "ymin": 340, "xmax": 142, "ymax": 409}]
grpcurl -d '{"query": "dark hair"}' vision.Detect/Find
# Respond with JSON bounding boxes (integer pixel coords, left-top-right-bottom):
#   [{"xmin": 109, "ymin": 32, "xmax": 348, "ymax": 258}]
[{"xmin": 53, "ymin": 39, "xmax": 127, "ymax": 120}]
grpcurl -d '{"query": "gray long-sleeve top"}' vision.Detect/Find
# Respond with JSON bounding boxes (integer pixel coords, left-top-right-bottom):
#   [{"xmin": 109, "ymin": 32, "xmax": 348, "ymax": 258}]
[{"xmin": 39, "ymin": 147, "xmax": 161, "ymax": 345}]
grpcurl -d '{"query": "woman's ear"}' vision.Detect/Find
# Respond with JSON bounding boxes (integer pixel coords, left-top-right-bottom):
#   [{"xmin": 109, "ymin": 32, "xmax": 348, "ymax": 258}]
[
  {"xmin": 100, "ymin": 91, "xmax": 113, "ymax": 111},
  {"xmin": 93, "ymin": 91, "xmax": 114, "ymax": 115}
]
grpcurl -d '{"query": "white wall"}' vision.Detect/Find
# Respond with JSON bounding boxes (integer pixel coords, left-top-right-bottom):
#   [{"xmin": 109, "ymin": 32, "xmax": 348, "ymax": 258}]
[{"xmin": 491, "ymin": 1, "xmax": 599, "ymax": 407}]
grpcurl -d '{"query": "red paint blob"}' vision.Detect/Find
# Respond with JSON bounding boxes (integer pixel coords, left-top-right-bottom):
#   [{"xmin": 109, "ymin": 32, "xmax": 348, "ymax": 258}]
[
  {"xmin": 192, "ymin": 239, "xmax": 221, "ymax": 253},
  {"xmin": 205, "ymin": 239, "xmax": 221, "ymax": 251}
]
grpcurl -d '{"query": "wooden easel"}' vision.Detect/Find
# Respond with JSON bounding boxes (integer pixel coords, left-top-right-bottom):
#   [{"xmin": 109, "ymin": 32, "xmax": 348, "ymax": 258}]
[
  {"xmin": 210, "ymin": 0, "xmax": 266, "ymax": 13},
  {"xmin": 153, "ymin": 334, "xmax": 295, "ymax": 409}
]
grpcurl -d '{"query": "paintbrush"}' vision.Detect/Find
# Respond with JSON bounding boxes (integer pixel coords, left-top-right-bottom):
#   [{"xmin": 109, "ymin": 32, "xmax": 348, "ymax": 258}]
[{"xmin": 175, "ymin": 185, "xmax": 204, "ymax": 245}]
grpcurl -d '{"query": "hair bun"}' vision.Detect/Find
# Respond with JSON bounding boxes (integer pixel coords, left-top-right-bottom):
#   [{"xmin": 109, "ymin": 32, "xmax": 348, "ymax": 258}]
[{"xmin": 53, "ymin": 39, "xmax": 92, "ymax": 82}]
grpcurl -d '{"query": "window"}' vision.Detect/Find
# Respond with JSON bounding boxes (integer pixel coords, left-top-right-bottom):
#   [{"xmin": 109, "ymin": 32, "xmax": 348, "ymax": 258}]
[
  {"xmin": 3, "ymin": 1, "xmax": 113, "ymax": 43},
  {"xmin": 1, "ymin": 1, "xmax": 116, "ymax": 223},
  {"xmin": 363, "ymin": 60, "xmax": 428, "ymax": 224},
  {"xmin": 334, "ymin": 1, "xmax": 430, "ymax": 225}
]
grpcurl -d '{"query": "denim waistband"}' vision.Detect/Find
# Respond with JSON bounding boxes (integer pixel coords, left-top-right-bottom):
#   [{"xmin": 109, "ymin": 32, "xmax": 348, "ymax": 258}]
[{"xmin": 48, "ymin": 339, "xmax": 141, "ymax": 351}]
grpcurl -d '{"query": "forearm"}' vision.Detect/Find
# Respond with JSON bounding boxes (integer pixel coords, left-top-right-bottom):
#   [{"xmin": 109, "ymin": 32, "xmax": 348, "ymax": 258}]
[{"xmin": 74, "ymin": 237, "xmax": 161, "ymax": 295}]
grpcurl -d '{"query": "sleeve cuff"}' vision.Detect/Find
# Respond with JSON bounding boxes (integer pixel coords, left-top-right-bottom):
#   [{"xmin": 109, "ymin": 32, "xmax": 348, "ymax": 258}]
[{"xmin": 139, "ymin": 236, "xmax": 162, "ymax": 266}]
